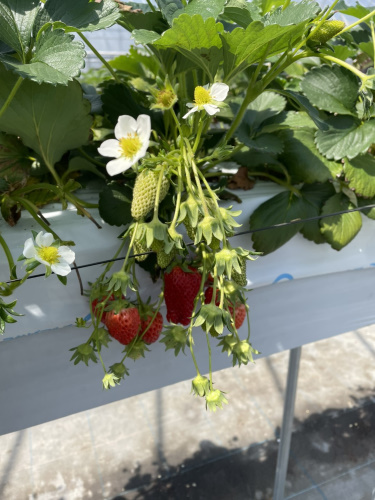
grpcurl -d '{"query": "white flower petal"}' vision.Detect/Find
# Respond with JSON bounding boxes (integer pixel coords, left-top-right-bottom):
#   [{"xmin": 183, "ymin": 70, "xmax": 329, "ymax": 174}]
[
  {"xmin": 23, "ymin": 238, "xmax": 37, "ymax": 259},
  {"xmin": 186, "ymin": 102, "xmax": 195, "ymax": 109},
  {"xmin": 210, "ymin": 83, "xmax": 229, "ymax": 102},
  {"xmin": 36, "ymin": 232, "xmax": 54, "ymax": 248},
  {"xmin": 51, "ymin": 262, "xmax": 72, "ymax": 277},
  {"xmin": 97, "ymin": 139, "xmax": 121, "ymax": 159},
  {"xmin": 115, "ymin": 115, "xmax": 137, "ymax": 140},
  {"xmin": 203, "ymin": 84, "xmax": 210, "ymax": 90},
  {"xmin": 136, "ymin": 114, "xmax": 151, "ymax": 142},
  {"xmin": 203, "ymin": 104, "xmax": 220, "ymax": 115},
  {"xmin": 35, "ymin": 255, "xmax": 50, "ymax": 267},
  {"xmin": 58, "ymin": 246, "xmax": 75, "ymax": 265},
  {"xmin": 183, "ymin": 106, "xmax": 199, "ymax": 119},
  {"xmin": 106, "ymin": 157, "xmax": 134, "ymax": 176}
]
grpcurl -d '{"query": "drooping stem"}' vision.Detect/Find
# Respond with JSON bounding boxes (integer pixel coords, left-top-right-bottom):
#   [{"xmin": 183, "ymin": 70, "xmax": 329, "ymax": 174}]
[
  {"xmin": 153, "ymin": 164, "xmax": 166, "ymax": 218},
  {"xmin": 205, "ymin": 331, "xmax": 213, "ymax": 390},
  {"xmin": 0, "ymin": 77, "xmax": 23, "ymax": 120},
  {"xmin": 78, "ymin": 33, "xmax": 121, "ymax": 83},
  {"xmin": 317, "ymin": 53, "xmax": 367, "ymax": 80},
  {"xmin": 121, "ymin": 221, "xmax": 139, "ymax": 272},
  {"xmin": 169, "ymin": 161, "xmax": 184, "ymax": 232},
  {"xmin": 64, "ymin": 193, "xmax": 102, "ymax": 229},
  {"xmin": 12, "ymin": 196, "xmax": 61, "ymax": 241},
  {"xmin": 146, "ymin": 0, "xmax": 157, "ymax": 12},
  {"xmin": 192, "ymin": 118, "xmax": 205, "ymax": 154},
  {"xmin": 247, "ymin": 171, "xmax": 300, "ymax": 196},
  {"xmin": 0, "ymin": 233, "xmax": 15, "ymax": 277},
  {"xmin": 338, "ymin": 9, "xmax": 375, "ymax": 36}
]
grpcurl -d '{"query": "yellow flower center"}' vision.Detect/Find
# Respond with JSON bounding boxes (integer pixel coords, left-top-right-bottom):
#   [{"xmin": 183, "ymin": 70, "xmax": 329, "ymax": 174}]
[
  {"xmin": 194, "ymin": 86, "xmax": 212, "ymax": 106},
  {"xmin": 38, "ymin": 246, "xmax": 59, "ymax": 265},
  {"xmin": 119, "ymin": 134, "xmax": 142, "ymax": 159}
]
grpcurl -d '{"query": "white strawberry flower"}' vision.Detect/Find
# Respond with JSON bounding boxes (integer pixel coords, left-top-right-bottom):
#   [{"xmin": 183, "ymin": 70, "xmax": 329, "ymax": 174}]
[
  {"xmin": 183, "ymin": 83, "xmax": 229, "ymax": 119},
  {"xmin": 98, "ymin": 114, "xmax": 151, "ymax": 176},
  {"xmin": 23, "ymin": 231, "xmax": 75, "ymax": 277}
]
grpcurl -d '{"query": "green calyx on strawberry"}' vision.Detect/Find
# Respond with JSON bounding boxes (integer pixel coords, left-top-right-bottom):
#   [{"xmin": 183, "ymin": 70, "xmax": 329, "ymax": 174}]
[
  {"xmin": 205, "ymin": 389, "xmax": 228, "ymax": 412},
  {"xmin": 106, "ymin": 270, "xmax": 134, "ymax": 296},
  {"xmin": 105, "ymin": 300, "xmax": 141, "ymax": 345},
  {"xmin": 131, "ymin": 168, "xmax": 170, "ymax": 220},
  {"xmin": 204, "ymin": 286, "xmax": 246, "ymax": 331},
  {"xmin": 160, "ymin": 324, "xmax": 188, "ymax": 355},
  {"xmin": 124, "ymin": 337, "xmax": 151, "ymax": 360},
  {"xmin": 164, "ymin": 264, "xmax": 202, "ymax": 326},
  {"xmin": 309, "ymin": 20, "xmax": 345, "ymax": 45},
  {"xmin": 191, "ymin": 374, "xmax": 210, "ymax": 397},
  {"xmin": 231, "ymin": 256, "xmax": 247, "ymax": 287},
  {"xmin": 218, "ymin": 334, "xmax": 259, "ymax": 367},
  {"xmin": 109, "ymin": 362, "xmax": 129, "ymax": 380}
]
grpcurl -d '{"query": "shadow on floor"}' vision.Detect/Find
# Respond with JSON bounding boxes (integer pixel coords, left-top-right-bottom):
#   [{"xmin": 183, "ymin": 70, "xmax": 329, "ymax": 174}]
[{"xmin": 112, "ymin": 393, "xmax": 375, "ymax": 500}]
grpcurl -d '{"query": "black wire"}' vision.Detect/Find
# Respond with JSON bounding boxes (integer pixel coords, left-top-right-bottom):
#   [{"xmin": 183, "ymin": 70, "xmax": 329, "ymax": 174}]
[{"xmin": 4, "ymin": 202, "xmax": 375, "ymax": 284}]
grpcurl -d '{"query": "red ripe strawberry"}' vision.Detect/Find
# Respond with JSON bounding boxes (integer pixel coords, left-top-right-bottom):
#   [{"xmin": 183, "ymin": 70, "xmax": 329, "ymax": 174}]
[
  {"xmin": 140, "ymin": 311, "xmax": 163, "ymax": 344},
  {"xmin": 92, "ymin": 294, "xmax": 115, "ymax": 325},
  {"xmin": 106, "ymin": 307, "xmax": 141, "ymax": 345},
  {"xmin": 204, "ymin": 287, "xmax": 246, "ymax": 329},
  {"xmin": 164, "ymin": 265, "xmax": 202, "ymax": 326}
]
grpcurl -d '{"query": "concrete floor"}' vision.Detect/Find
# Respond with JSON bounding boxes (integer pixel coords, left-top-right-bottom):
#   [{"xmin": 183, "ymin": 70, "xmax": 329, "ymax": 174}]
[{"xmin": 1, "ymin": 325, "xmax": 375, "ymax": 500}]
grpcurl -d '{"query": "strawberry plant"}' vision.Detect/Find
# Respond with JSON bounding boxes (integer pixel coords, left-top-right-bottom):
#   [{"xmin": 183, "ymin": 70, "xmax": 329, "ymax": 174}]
[{"xmin": 0, "ymin": 0, "xmax": 375, "ymax": 409}]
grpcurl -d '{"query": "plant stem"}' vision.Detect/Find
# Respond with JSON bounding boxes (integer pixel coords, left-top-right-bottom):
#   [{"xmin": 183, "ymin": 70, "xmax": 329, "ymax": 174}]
[
  {"xmin": 146, "ymin": 0, "xmax": 156, "ymax": 12},
  {"xmin": 78, "ymin": 148, "xmax": 107, "ymax": 168},
  {"xmin": 371, "ymin": 21, "xmax": 375, "ymax": 70},
  {"xmin": 153, "ymin": 164, "xmax": 166, "ymax": 217},
  {"xmin": 247, "ymin": 171, "xmax": 300, "ymax": 196},
  {"xmin": 170, "ymin": 107, "xmax": 184, "ymax": 137},
  {"xmin": 338, "ymin": 9, "xmax": 375, "ymax": 35},
  {"xmin": 78, "ymin": 33, "xmax": 121, "ymax": 83},
  {"xmin": 205, "ymin": 331, "xmax": 213, "ymax": 390},
  {"xmin": 121, "ymin": 222, "xmax": 139, "ymax": 272},
  {"xmin": 0, "ymin": 233, "xmax": 15, "ymax": 277},
  {"xmin": 169, "ymin": 162, "xmax": 183, "ymax": 232},
  {"xmin": 0, "ymin": 77, "xmax": 23, "ymax": 120},
  {"xmin": 64, "ymin": 193, "xmax": 102, "ymax": 229},
  {"xmin": 317, "ymin": 53, "xmax": 367, "ymax": 80},
  {"xmin": 192, "ymin": 118, "xmax": 205, "ymax": 154},
  {"xmin": 12, "ymin": 197, "xmax": 61, "ymax": 240}
]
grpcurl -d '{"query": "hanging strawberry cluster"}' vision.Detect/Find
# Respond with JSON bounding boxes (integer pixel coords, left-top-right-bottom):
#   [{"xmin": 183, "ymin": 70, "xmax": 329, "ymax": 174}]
[{"xmin": 70, "ymin": 82, "xmax": 259, "ymax": 411}]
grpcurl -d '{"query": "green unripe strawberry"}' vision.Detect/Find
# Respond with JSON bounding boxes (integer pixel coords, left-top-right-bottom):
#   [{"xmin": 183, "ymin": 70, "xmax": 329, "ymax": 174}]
[
  {"xmin": 157, "ymin": 247, "xmax": 176, "ymax": 269},
  {"xmin": 133, "ymin": 239, "xmax": 149, "ymax": 262},
  {"xmin": 232, "ymin": 256, "xmax": 247, "ymax": 287},
  {"xmin": 131, "ymin": 170, "xmax": 170, "ymax": 220},
  {"xmin": 151, "ymin": 238, "xmax": 164, "ymax": 253},
  {"xmin": 310, "ymin": 20, "xmax": 345, "ymax": 44},
  {"xmin": 209, "ymin": 236, "xmax": 221, "ymax": 251},
  {"xmin": 183, "ymin": 217, "xmax": 196, "ymax": 241}
]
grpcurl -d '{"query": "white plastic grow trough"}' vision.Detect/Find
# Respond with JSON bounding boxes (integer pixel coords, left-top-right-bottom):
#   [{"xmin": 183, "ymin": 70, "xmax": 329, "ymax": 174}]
[{"xmin": 1, "ymin": 181, "xmax": 375, "ymax": 437}]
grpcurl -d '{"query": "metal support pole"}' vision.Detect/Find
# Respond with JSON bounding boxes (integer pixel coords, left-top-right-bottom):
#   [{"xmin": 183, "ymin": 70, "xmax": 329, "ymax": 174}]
[{"xmin": 273, "ymin": 346, "xmax": 302, "ymax": 500}]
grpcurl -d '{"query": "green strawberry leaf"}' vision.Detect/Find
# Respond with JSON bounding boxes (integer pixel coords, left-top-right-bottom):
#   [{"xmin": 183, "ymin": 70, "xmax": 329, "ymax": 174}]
[
  {"xmin": 299, "ymin": 182, "xmax": 335, "ymax": 244},
  {"xmin": 344, "ymin": 154, "xmax": 375, "ymax": 198},
  {"xmin": 250, "ymin": 191, "xmax": 306, "ymax": 254},
  {"xmin": 358, "ymin": 196, "xmax": 375, "ymax": 220},
  {"xmin": 240, "ymin": 133, "xmax": 284, "ymax": 154},
  {"xmin": 262, "ymin": 0, "xmax": 320, "ymax": 26},
  {"xmin": 277, "ymin": 89, "xmax": 329, "ymax": 131},
  {"xmin": 0, "ymin": 64, "xmax": 92, "ymax": 169},
  {"xmin": 0, "ymin": 28, "xmax": 85, "ymax": 85},
  {"xmin": 223, "ymin": 0, "xmax": 255, "ymax": 28},
  {"xmin": 301, "ymin": 65, "xmax": 359, "ymax": 116},
  {"xmin": 279, "ymin": 129, "xmax": 342, "ymax": 184},
  {"xmin": 34, "ymin": 0, "xmax": 120, "ymax": 34},
  {"xmin": 320, "ymin": 193, "xmax": 362, "ymax": 250},
  {"xmin": 99, "ymin": 183, "xmax": 133, "ymax": 227},
  {"xmin": 153, "ymin": 14, "xmax": 224, "ymax": 79},
  {"xmin": 0, "ymin": 0, "xmax": 39, "ymax": 60},
  {"xmin": 101, "ymin": 82, "xmax": 164, "ymax": 133},
  {"xmin": 234, "ymin": 91, "xmax": 286, "ymax": 135},
  {"xmin": 119, "ymin": 10, "xmax": 168, "ymax": 33},
  {"xmin": 182, "ymin": 0, "xmax": 227, "ymax": 21},
  {"xmin": 222, "ymin": 3, "xmax": 318, "ymax": 81},
  {"xmin": 315, "ymin": 116, "xmax": 375, "ymax": 161},
  {"xmin": 338, "ymin": 2, "xmax": 371, "ymax": 20},
  {"xmin": 155, "ymin": 0, "xmax": 184, "ymax": 24}
]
